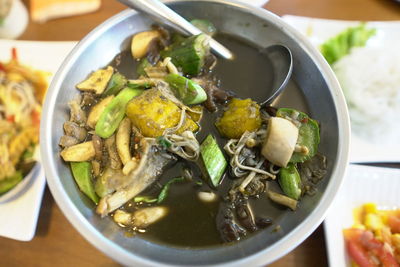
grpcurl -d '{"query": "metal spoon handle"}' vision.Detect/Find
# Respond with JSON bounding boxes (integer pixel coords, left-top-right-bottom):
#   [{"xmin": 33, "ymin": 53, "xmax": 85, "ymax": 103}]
[{"xmin": 118, "ymin": 0, "xmax": 234, "ymax": 60}]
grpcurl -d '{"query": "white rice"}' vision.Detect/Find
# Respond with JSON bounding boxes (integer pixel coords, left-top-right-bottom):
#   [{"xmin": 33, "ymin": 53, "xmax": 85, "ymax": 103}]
[{"xmin": 333, "ymin": 44, "xmax": 400, "ymax": 144}]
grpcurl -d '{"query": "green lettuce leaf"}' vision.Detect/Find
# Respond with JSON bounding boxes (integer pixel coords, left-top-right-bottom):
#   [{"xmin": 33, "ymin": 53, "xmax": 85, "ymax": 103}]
[{"xmin": 320, "ymin": 24, "xmax": 376, "ymax": 65}]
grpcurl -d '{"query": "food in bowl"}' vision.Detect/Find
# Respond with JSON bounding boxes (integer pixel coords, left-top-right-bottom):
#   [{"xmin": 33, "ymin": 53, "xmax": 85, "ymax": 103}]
[
  {"xmin": 343, "ymin": 203, "xmax": 400, "ymax": 266},
  {"xmin": 0, "ymin": 48, "xmax": 47, "ymax": 195},
  {"xmin": 58, "ymin": 22, "xmax": 328, "ymax": 247}
]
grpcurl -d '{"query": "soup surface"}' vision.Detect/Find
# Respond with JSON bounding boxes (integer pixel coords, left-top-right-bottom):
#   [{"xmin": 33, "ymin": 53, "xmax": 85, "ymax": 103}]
[{"xmin": 59, "ymin": 25, "xmax": 326, "ymax": 248}]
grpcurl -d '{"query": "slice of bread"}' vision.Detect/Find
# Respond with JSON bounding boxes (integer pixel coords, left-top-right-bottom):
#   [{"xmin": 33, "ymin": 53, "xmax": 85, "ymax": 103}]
[{"xmin": 30, "ymin": 0, "xmax": 101, "ymax": 23}]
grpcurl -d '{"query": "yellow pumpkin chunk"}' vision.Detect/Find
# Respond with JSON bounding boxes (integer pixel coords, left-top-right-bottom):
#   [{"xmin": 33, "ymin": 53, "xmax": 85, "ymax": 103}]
[
  {"xmin": 215, "ymin": 98, "xmax": 261, "ymax": 139},
  {"xmin": 126, "ymin": 88, "xmax": 198, "ymax": 137}
]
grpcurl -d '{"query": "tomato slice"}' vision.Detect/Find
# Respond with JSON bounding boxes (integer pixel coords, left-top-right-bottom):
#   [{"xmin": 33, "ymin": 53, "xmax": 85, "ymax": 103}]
[
  {"xmin": 11, "ymin": 47, "xmax": 18, "ymax": 61},
  {"xmin": 344, "ymin": 229, "xmax": 378, "ymax": 267},
  {"xmin": 346, "ymin": 240, "xmax": 377, "ymax": 267},
  {"xmin": 388, "ymin": 214, "xmax": 400, "ymax": 234},
  {"xmin": 344, "ymin": 228, "xmax": 400, "ymax": 267}
]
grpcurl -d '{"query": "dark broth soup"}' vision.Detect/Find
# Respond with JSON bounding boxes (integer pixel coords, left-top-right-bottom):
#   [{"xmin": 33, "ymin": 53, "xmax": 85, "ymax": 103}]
[{"xmin": 107, "ymin": 34, "xmax": 309, "ymax": 247}]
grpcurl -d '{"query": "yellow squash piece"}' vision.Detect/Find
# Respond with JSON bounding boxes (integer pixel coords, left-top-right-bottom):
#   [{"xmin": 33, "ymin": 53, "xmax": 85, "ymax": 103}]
[
  {"xmin": 126, "ymin": 88, "xmax": 198, "ymax": 137},
  {"xmin": 187, "ymin": 105, "xmax": 203, "ymax": 123},
  {"xmin": 60, "ymin": 141, "xmax": 95, "ymax": 162},
  {"xmin": 131, "ymin": 30, "xmax": 161, "ymax": 59},
  {"xmin": 76, "ymin": 66, "xmax": 114, "ymax": 94},
  {"xmin": 215, "ymin": 98, "xmax": 261, "ymax": 139}
]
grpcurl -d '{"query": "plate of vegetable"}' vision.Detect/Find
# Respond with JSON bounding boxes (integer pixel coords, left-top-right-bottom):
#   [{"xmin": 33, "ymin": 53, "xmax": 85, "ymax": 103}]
[
  {"xmin": 0, "ymin": 47, "xmax": 47, "ymax": 201},
  {"xmin": 0, "ymin": 39, "xmax": 76, "ymax": 241},
  {"xmin": 324, "ymin": 164, "xmax": 400, "ymax": 267},
  {"xmin": 282, "ymin": 15, "xmax": 400, "ymax": 163}
]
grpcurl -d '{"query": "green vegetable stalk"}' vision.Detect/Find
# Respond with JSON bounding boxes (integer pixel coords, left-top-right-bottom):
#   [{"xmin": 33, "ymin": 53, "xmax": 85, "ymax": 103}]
[
  {"xmin": 157, "ymin": 177, "xmax": 184, "ymax": 203},
  {"xmin": 134, "ymin": 177, "xmax": 184, "ymax": 204},
  {"xmin": 95, "ymin": 87, "xmax": 143, "ymax": 138},
  {"xmin": 136, "ymin": 58, "xmax": 152, "ymax": 77},
  {"xmin": 161, "ymin": 34, "xmax": 210, "ymax": 76},
  {"xmin": 134, "ymin": 196, "xmax": 158, "ymax": 203},
  {"xmin": 200, "ymin": 135, "xmax": 227, "ymax": 187},
  {"xmin": 70, "ymin": 162, "xmax": 99, "ymax": 204},
  {"xmin": 320, "ymin": 24, "xmax": 376, "ymax": 65},
  {"xmin": 104, "ymin": 72, "xmax": 127, "ymax": 96},
  {"xmin": 164, "ymin": 73, "xmax": 207, "ymax": 105},
  {"xmin": 278, "ymin": 163, "xmax": 302, "ymax": 200},
  {"xmin": 276, "ymin": 108, "xmax": 320, "ymax": 163}
]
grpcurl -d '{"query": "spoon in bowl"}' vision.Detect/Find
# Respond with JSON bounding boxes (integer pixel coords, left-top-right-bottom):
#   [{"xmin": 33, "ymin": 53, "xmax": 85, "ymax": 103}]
[
  {"xmin": 118, "ymin": 0, "xmax": 293, "ymax": 105},
  {"xmin": 118, "ymin": 0, "xmax": 234, "ymax": 60},
  {"xmin": 260, "ymin": 44, "xmax": 293, "ymax": 105}
]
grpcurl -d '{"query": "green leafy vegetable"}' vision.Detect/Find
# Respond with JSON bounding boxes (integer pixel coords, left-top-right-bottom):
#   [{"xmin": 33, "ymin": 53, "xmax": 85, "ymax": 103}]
[
  {"xmin": 21, "ymin": 144, "xmax": 36, "ymax": 161},
  {"xmin": 200, "ymin": 135, "xmax": 227, "ymax": 187},
  {"xmin": 134, "ymin": 196, "xmax": 158, "ymax": 203},
  {"xmin": 320, "ymin": 24, "xmax": 376, "ymax": 65},
  {"xmin": 134, "ymin": 177, "xmax": 184, "ymax": 204},
  {"xmin": 0, "ymin": 171, "xmax": 23, "ymax": 194},
  {"xmin": 161, "ymin": 34, "xmax": 210, "ymax": 76},
  {"xmin": 276, "ymin": 108, "xmax": 320, "ymax": 163},
  {"xmin": 157, "ymin": 136, "xmax": 172, "ymax": 149},
  {"xmin": 70, "ymin": 162, "xmax": 99, "ymax": 204},
  {"xmin": 278, "ymin": 163, "xmax": 302, "ymax": 200},
  {"xmin": 95, "ymin": 87, "xmax": 143, "ymax": 138},
  {"xmin": 164, "ymin": 73, "xmax": 207, "ymax": 105}
]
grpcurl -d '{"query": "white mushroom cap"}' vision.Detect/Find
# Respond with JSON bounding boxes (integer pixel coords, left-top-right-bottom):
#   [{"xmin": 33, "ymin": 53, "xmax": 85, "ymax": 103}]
[{"xmin": 261, "ymin": 117, "xmax": 299, "ymax": 167}]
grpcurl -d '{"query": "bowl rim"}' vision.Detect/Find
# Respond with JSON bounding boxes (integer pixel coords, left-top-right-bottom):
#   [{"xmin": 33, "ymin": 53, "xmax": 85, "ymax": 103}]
[{"xmin": 40, "ymin": 0, "xmax": 350, "ymax": 266}]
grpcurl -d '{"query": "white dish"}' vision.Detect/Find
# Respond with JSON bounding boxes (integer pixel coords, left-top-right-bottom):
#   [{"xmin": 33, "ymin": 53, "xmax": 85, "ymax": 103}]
[
  {"xmin": 0, "ymin": 165, "xmax": 46, "ymax": 241},
  {"xmin": 324, "ymin": 164, "xmax": 400, "ymax": 267},
  {"xmin": 239, "ymin": 0, "xmax": 269, "ymax": 6},
  {"xmin": 0, "ymin": 163, "xmax": 39, "ymax": 203},
  {"xmin": 0, "ymin": 40, "xmax": 77, "ymax": 241},
  {"xmin": 282, "ymin": 15, "xmax": 400, "ymax": 163}
]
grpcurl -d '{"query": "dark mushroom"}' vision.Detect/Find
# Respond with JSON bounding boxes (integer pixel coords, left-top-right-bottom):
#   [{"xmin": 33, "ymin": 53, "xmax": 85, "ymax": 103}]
[
  {"xmin": 216, "ymin": 204, "xmax": 246, "ymax": 243},
  {"xmin": 264, "ymin": 105, "xmax": 277, "ymax": 117},
  {"xmin": 202, "ymin": 54, "xmax": 217, "ymax": 74},
  {"xmin": 298, "ymin": 154, "xmax": 327, "ymax": 195},
  {"xmin": 80, "ymin": 92, "xmax": 97, "ymax": 109},
  {"xmin": 152, "ymin": 25, "xmax": 170, "ymax": 48},
  {"xmin": 146, "ymin": 38, "xmax": 162, "ymax": 65},
  {"xmin": 255, "ymin": 217, "xmax": 273, "ymax": 228},
  {"xmin": 68, "ymin": 97, "xmax": 87, "ymax": 125},
  {"xmin": 63, "ymin": 121, "xmax": 87, "ymax": 142},
  {"xmin": 91, "ymin": 160, "xmax": 101, "ymax": 177},
  {"xmin": 235, "ymin": 199, "xmax": 257, "ymax": 232},
  {"xmin": 59, "ymin": 135, "xmax": 79, "ymax": 148},
  {"xmin": 92, "ymin": 134, "xmax": 103, "ymax": 162},
  {"xmin": 244, "ymin": 178, "xmax": 266, "ymax": 196},
  {"xmin": 193, "ymin": 76, "xmax": 235, "ymax": 112},
  {"xmin": 105, "ymin": 134, "xmax": 122, "ymax": 170}
]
